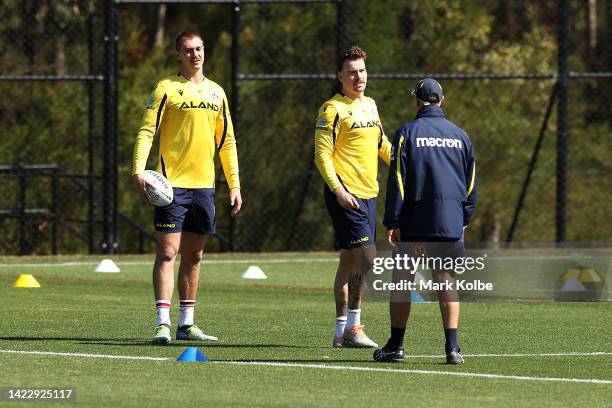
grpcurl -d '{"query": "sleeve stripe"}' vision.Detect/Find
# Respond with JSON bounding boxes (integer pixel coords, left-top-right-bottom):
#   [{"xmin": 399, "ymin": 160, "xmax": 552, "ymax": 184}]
[
  {"xmin": 466, "ymin": 161, "xmax": 476, "ymax": 196},
  {"xmin": 378, "ymin": 126, "xmax": 383, "ymax": 149},
  {"xmin": 331, "ymin": 113, "xmax": 340, "ymax": 145},
  {"xmin": 217, "ymin": 100, "xmax": 228, "ymax": 150},
  {"xmin": 160, "ymin": 154, "xmax": 167, "ymax": 178},
  {"xmin": 155, "ymin": 94, "xmax": 167, "ymax": 133},
  {"xmin": 396, "ymin": 136, "xmax": 405, "ymax": 201}
]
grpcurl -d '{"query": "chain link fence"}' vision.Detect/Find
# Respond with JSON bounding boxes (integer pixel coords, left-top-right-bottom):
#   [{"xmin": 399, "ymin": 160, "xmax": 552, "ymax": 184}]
[
  {"xmin": 1, "ymin": 0, "xmax": 610, "ymax": 254},
  {"xmin": 0, "ymin": 1, "xmax": 104, "ymax": 254}
]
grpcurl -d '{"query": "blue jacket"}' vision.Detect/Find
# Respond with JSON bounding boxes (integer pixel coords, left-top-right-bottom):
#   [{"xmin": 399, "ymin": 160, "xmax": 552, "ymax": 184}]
[{"xmin": 383, "ymin": 105, "xmax": 477, "ymax": 238}]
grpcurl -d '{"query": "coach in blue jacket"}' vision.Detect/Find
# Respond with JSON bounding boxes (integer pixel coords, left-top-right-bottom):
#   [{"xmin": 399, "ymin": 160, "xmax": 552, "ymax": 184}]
[{"xmin": 374, "ymin": 78, "xmax": 477, "ymax": 364}]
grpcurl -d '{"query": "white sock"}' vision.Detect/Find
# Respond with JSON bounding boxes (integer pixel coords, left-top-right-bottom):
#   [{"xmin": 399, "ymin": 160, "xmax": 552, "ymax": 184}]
[
  {"xmin": 178, "ymin": 299, "xmax": 196, "ymax": 327},
  {"xmin": 335, "ymin": 316, "xmax": 347, "ymax": 337},
  {"xmin": 347, "ymin": 309, "xmax": 361, "ymax": 329},
  {"xmin": 155, "ymin": 300, "xmax": 171, "ymax": 327}
]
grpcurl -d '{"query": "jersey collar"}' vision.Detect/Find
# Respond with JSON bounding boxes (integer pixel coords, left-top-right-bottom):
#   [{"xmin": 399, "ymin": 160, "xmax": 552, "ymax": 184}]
[{"xmin": 416, "ymin": 104, "xmax": 445, "ymax": 119}]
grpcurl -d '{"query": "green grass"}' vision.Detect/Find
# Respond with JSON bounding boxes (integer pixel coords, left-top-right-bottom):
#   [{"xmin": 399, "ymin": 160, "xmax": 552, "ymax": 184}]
[{"xmin": 0, "ymin": 254, "xmax": 611, "ymax": 407}]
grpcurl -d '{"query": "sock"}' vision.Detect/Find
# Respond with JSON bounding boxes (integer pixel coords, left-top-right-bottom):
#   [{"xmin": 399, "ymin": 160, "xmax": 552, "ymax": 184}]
[
  {"xmin": 178, "ymin": 299, "xmax": 196, "ymax": 327},
  {"xmin": 155, "ymin": 300, "xmax": 171, "ymax": 327},
  {"xmin": 444, "ymin": 328, "xmax": 459, "ymax": 351},
  {"xmin": 388, "ymin": 326, "xmax": 406, "ymax": 349},
  {"xmin": 335, "ymin": 316, "xmax": 347, "ymax": 337},
  {"xmin": 346, "ymin": 309, "xmax": 361, "ymax": 329}
]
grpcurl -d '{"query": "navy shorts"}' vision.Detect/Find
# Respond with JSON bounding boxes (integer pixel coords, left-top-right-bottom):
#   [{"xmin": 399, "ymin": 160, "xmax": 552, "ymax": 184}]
[
  {"xmin": 324, "ymin": 186, "xmax": 376, "ymax": 250},
  {"xmin": 154, "ymin": 188, "xmax": 216, "ymax": 234},
  {"xmin": 397, "ymin": 235, "xmax": 465, "ymax": 277}
]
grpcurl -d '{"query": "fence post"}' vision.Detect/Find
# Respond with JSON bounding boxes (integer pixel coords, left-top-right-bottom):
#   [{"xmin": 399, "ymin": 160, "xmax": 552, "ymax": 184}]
[
  {"xmin": 17, "ymin": 165, "xmax": 28, "ymax": 255},
  {"xmin": 556, "ymin": 0, "xmax": 570, "ymax": 243},
  {"xmin": 230, "ymin": 0, "xmax": 241, "ymax": 252},
  {"xmin": 51, "ymin": 168, "xmax": 58, "ymax": 255},
  {"xmin": 336, "ymin": 0, "xmax": 349, "ymax": 54},
  {"xmin": 103, "ymin": 0, "xmax": 119, "ymax": 254},
  {"xmin": 88, "ymin": 10, "xmax": 97, "ymax": 254}
]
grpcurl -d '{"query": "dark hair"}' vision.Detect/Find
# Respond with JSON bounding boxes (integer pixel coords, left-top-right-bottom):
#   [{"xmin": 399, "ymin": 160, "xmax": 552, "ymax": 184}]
[
  {"xmin": 175, "ymin": 31, "xmax": 204, "ymax": 51},
  {"xmin": 336, "ymin": 46, "xmax": 367, "ymax": 72}
]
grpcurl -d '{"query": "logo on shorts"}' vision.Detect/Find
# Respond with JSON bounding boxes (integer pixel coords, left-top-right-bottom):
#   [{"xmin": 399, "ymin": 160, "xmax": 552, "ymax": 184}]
[
  {"xmin": 350, "ymin": 236, "xmax": 369, "ymax": 245},
  {"xmin": 156, "ymin": 223, "xmax": 176, "ymax": 228}
]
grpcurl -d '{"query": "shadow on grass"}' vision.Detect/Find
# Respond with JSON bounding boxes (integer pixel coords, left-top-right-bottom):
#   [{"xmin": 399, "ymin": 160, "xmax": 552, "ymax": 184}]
[
  {"xmin": 82, "ymin": 341, "xmax": 308, "ymax": 348},
  {"xmin": 0, "ymin": 337, "xmax": 310, "ymax": 349}
]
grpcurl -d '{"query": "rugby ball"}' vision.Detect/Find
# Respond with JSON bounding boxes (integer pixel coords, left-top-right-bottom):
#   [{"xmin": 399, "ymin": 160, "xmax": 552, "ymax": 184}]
[{"xmin": 142, "ymin": 170, "xmax": 173, "ymax": 207}]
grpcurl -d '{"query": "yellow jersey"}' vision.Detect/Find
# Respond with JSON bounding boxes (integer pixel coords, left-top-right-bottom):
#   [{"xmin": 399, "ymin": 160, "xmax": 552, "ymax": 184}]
[
  {"xmin": 132, "ymin": 74, "xmax": 240, "ymax": 189},
  {"xmin": 314, "ymin": 94, "xmax": 391, "ymax": 199}
]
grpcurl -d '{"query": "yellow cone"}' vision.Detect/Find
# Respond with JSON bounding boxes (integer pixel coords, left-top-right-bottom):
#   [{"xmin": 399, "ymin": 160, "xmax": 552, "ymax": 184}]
[
  {"xmin": 579, "ymin": 268, "xmax": 603, "ymax": 283},
  {"xmin": 13, "ymin": 274, "xmax": 41, "ymax": 288},
  {"xmin": 560, "ymin": 268, "xmax": 580, "ymax": 282}
]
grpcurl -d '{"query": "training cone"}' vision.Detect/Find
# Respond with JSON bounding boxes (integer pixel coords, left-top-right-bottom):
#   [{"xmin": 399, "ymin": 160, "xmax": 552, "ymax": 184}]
[
  {"xmin": 579, "ymin": 268, "xmax": 603, "ymax": 284},
  {"xmin": 241, "ymin": 265, "xmax": 267, "ymax": 280},
  {"xmin": 411, "ymin": 290, "xmax": 426, "ymax": 303},
  {"xmin": 176, "ymin": 347, "xmax": 208, "ymax": 362},
  {"xmin": 13, "ymin": 274, "xmax": 41, "ymax": 288},
  {"xmin": 560, "ymin": 268, "xmax": 581, "ymax": 282},
  {"xmin": 414, "ymin": 272, "xmax": 428, "ymax": 287},
  {"xmin": 559, "ymin": 278, "xmax": 587, "ymax": 292},
  {"xmin": 94, "ymin": 259, "xmax": 120, "ymax": 273}
]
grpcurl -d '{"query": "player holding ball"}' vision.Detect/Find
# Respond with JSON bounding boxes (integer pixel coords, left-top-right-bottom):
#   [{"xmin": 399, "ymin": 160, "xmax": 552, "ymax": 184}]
[{"xmin": 132, "ymin": 31, "xmax": 241, "ymax": 344}]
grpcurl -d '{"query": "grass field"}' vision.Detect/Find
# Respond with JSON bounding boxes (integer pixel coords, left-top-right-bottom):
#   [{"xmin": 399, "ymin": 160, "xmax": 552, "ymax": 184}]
[{"xmin": 1, "ymin": 253, "xmax": 611, "ymax": 407}]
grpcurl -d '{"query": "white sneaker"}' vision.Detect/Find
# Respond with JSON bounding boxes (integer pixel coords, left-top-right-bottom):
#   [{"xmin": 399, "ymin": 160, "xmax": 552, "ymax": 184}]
[{"xmin": 343, "ymin": 325, "xmax": 378, "ymax": 348}]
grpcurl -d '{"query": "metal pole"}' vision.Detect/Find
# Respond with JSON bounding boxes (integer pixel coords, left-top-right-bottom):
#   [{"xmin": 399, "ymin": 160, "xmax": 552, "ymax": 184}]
[
  {"xmin": 88, "ymin": 11, "xmax": 96, "ymax": 254},
  {"xmin": 606, "ymin": 0, "xmax": 612, "ymax": 128},
  {"xmin": 556, "ymin": 0, "xmax": 569, "ymax": 242},
  {"xmin": 336, "ymin": 0, "xmax": 349, "ymax": 55},
  {"xmin": 51, "ymin": 168, "xmax": 58, "ymax": 255},
  {"xmin": 103, "ymin": 0, "xmax": 119, "ymax": 253},
  {"xmin": 507, "ymin": 84, "xmax": 558, "ymax": 242},
  {"xmin": 230, "ymin": 1, "xmax": 240, "ymax": 252},
  {"xmin": 18, "ymin": 166, "xmax": 28, "ymax": 255}
]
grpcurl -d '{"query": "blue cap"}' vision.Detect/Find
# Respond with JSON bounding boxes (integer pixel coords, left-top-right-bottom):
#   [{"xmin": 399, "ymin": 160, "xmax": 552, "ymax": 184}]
[{"xmin": 412, "ymin": 78, "xmax": 443, "ymax": 104}]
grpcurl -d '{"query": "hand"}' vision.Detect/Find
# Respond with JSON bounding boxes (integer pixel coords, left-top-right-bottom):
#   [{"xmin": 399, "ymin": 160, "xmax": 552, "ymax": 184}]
[
  {"xmin": 387, "ymin": 228, "xmax": 401, "ymax": 247},
  {"xmin": 333, "ymin": 187, "xmax": 359, "ymax": 210},
  {"xmin": 132, "ymin": 174, "xmax": 149, "ymax": 203},
  {"xmin": 230, "ymin": 188, "xmax": 242, "ymax": 217}
]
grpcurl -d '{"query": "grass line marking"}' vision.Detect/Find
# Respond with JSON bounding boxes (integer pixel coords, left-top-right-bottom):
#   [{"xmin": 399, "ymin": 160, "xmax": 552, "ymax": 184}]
[
  {"xmin": 1, "ymin": 349, "xmax": 611, "ymax": 385},
  {"xmin": 0, "ymin": 349, "xmax": 169, "ymax": 361},
  {"xmin": 214, "ymin": 360, "xmax": 612, "ymax": 384}
]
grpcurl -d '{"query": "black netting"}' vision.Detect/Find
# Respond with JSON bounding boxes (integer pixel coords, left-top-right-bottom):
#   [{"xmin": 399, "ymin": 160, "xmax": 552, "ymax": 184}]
[
  {"xmin": 0, "ymin": 1, "xmax": 104, "ymax": 254},
  {"xmin": 1, "ymin": 0, "xmax": 610, "ymax": 254}
]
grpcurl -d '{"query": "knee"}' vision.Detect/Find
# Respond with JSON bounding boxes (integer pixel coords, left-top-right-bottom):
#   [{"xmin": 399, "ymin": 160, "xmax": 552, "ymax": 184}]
[
  {"xmin": 182, "ymin": 249, "xmax": 203, "ymax": 266},
  {"xmin": 361, "ymin": 253, "xmax": 375, "ymax": 271},
  {"xmin": 433, "ymin": 271, "xmax": 452, "ymax": 283},
  {"xmin": 156, "ymin": 245, "xmax": 179, "ymax": 264},
  {"xmin": 361, "ymin": 244, "xmax": 377, "ymax": 269}
]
